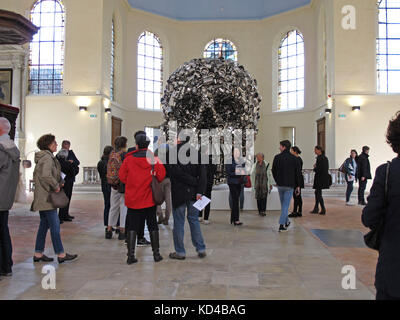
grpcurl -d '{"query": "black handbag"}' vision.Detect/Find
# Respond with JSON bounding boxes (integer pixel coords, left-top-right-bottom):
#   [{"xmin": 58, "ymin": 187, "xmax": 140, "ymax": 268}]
[{"xmin": 363, "ymin": 161, "xmax": 390, "ymax": 250}]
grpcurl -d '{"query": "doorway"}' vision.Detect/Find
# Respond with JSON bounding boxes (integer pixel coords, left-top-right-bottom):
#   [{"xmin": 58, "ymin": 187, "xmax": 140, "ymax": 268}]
[
  {"xmin": 111, "ymin": 116, "xmax": 122, "ymax": 147},
  {"xmin": 316, "ymin": 117, "xmax": 326, "ymax": 151}
]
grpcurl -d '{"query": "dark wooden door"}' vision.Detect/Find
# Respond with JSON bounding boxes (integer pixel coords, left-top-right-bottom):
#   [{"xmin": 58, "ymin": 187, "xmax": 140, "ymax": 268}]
[
  {"xmin": 111, "ymin": 116, "xmax": 122, "ymax": 147},
  {"xmin": 317, "ymin": 117, "xmax": 326, "ymax": 151}
]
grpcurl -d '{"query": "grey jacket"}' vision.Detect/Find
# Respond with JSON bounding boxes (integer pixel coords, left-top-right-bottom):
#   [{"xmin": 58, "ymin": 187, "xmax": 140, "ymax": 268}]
[
  {"xmin": 31, "ymin": 150, "xmax": 62, "ymax": 212},
  {"xmin": 0, "ymin": 134, "xmax": 20, "ymax": 211}
]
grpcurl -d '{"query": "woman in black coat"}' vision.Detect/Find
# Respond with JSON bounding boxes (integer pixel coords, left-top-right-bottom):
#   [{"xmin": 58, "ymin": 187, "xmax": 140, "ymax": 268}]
[
  {"xmin": 362, "ymin": 111, "xmax": 400, "ymax": 300},
  {"xmin": 289, "ymin": 146, "xmax": 304, "ymax": 217},
  {"xmin": 97, "ymin": 146, "xmax": 113, "ymax": 231},
  {"xmin": 310, "ymin": 146, "xmax": 330, "ymax": 215}
]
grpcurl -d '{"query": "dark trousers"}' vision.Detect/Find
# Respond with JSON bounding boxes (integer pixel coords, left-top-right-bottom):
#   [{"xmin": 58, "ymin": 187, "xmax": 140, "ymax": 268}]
[
  {"xmin": 0, "ymin": 211, "xmax": 13, "ymax": 273},
  {"xmin": 256, "ymin": 197, "xmax": 267, "ymax": 213},
  {"xmin": 358, "ymin": 179, "xmax": 368, "ymax": 203},
  {"xmin": 293, "ymin": 189, "xmax": 303, "ymax": 213},
  {"xmin": 126, "ymin": 206, "xmax": 158, "ymax": 233},
  {"xmin": 376, "ymin": 289, "xmax": 400, "ymax": 300},
  {"xmin": 101, "ymin": 182, "xmax": 111, "ymax": 227},
  {"xmin": 59, "ymin": 179, "xmax": 74, "ymax": 219},
  {"xmin": 199, "ymin": 183, "xmax": 213, "ymax": 220},
  {"xmin": 346, "ymin": 180, "xmax": 354, "ymax": 203},
  {"xmin": 229, "ymin": 184, "xmax": 244, "ymax": 210},
  {"xmin": 314, "ymin": 188, "xmax": 325, "ymax": 210},
  {"xmin": 228, "ymin": 184, "xmax": 241, "ymax": 223}
]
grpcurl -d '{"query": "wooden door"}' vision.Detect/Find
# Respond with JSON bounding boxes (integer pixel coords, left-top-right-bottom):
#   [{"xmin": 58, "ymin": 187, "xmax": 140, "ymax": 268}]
[
  {"xmin": 316, "ymin": 117, "xmax": 326, "ymax": 151},
  {"xmin": 111, "ymin": 116, "xmax": 122, "ymax": 147}
]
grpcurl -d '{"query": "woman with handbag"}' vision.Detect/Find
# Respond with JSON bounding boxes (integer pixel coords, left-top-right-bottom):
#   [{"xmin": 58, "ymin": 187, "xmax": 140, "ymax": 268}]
[
  {"xmin": 310, "ymin": 146, "xmax": 331, "ymax": 215},
  {"xmin": 119, "ymin": 132, "xmax": 166, "ymax": 264},
  {"xmin": 362, "ymin": 111, "xmax": 400, "ymax": 300},
  {"xmin": 250, "ymin": 152, "xmax": 273, "ymax": 216},
  {"xmin": 31, "ymin": 134, "xmax": 78, "ymax": 264}
]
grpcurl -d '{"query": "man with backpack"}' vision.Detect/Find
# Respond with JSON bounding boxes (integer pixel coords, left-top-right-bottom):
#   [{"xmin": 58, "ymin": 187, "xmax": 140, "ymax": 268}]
[{"xmin": 105, "ymin": 136, "xmax": 128, "ymax": 240}]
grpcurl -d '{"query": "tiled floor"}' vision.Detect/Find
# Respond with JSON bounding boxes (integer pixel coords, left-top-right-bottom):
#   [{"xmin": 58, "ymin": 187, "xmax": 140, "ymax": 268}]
[{"xmin": 0, "ymin": 193, "xmax": 377, "ymax": 300}]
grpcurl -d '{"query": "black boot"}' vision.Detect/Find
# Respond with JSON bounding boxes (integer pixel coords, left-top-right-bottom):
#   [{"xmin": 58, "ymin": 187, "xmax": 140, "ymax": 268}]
[
  {"xmin": 310, "ymin": 205, "xmax": 319, "ymax": 214},
  {"xmin": 126, "ymin": 231, "xmax": 138, "ymax": 265},
  {"xmin": 150, "ymin": 231, "xmax": 163, "ymax": 262}
]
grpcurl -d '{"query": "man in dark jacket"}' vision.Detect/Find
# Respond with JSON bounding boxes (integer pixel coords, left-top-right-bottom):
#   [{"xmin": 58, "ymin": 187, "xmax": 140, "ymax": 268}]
[
  {"xmin": 57, "ymin": 140, "xmax": 79, "ymax": 222},
  {"xmin": 362, "ymin": 112, "xmax": 400, "ymax": 299},
  {"xmin": 166, "ymin": 135, "xmax": 207, "ymax": 260},
  {"xmin": 357, "ymin": 146, "xmax": 372, "ymax": 206},
  {"xmin": 0, "ymin": 117, "xmax": 20, "ymax": 277},
  {"xmin": 97, "ymin": 146, "xmax": 113, "ymax": 229},
  {"xmin": 272, "ymin": 140, "xmax": 301, "ymax": 232}
]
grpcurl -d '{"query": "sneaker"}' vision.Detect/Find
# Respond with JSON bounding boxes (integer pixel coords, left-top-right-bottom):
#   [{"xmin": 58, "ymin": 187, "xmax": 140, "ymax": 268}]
[
  {"xmin": 285, "ymin": 221, "xmax": 291, "ymax": 228},
  {"xmin": 33, "ymin": 254, "xmax": 54, "ymax": 263},
  {"xmin": 278, "ymin": 225, "xmax": 288, "ymax": 232},
  {"xmin": 202, "ymin": 220, "xmax": 210, "ymax": 225},
  {"xmin": 198, "ymin": 252, "xmax": 207, "ymax": 258},
  {"xmin": 105, "ymin": 230, "xmax": 113, "ymax": 239},
  {"xmin": 0, "ymin": 271, "xmax": 12, "ymax": 277},
  {"xmin": 169, "ymin": 252, "xmax": 185, "ymax": 260},
  {"xmin": 57, "ymin": 253, "xmax": 78, "ymax": 264},
  {"xmin": 346, "ymin": 202, "xmax": 355, "ymax": 206},
  {"xmin": 118, "ymin": 232, "xmax": 126, "ymax": 241},
  {"xmin": 288, "ymin": 212, "xmax": 298, "ymax": 218},
  {"xmin": 137, "ymin": 237, "xmax": 151, "ymax": 247}
]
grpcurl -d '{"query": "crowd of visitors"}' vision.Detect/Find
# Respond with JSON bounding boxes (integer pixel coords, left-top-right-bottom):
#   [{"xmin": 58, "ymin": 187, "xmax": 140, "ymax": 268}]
[{"xmin": 1, "ymin": 111, "xmax": 400, "ymax": 300}]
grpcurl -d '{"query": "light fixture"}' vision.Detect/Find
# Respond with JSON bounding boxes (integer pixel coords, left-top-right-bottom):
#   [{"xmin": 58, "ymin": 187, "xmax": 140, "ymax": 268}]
[
  {"xmin": 325, "ymin": 108, "xmax": 332, "ymax": 114},
  {"xmin": 105, "ymin": 108, "xmax": 111, "ymax": 113},
  {"xmin": 352, "ymin": 106, "xmax": 361, "ymax": 111},
  {"xmin": 79, "ymin": 106, "xmax": 88, "ymax": 112}
]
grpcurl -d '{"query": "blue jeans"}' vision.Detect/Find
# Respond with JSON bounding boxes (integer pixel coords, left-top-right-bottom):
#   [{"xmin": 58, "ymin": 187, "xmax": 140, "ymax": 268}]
[
  {"xmin": 345, "ymin": 178, "xmax": 354, "ymax": 202},
  {"xmin": 172, "ymin": 201, "xmax": 206, "ymax": 256},
  {"xmin": 277, "ymin": 187, "xmax": 294, "ymax": 226},
  {"xmin": 35, "ymin": 210, "xmax": 64, "ymax": 255}
]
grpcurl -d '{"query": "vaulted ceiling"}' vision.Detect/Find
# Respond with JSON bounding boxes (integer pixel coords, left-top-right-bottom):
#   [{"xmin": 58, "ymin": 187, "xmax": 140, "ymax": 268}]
[{"xmin": 127, "ymin": 0, "xmax": 311, "ymax": 21}]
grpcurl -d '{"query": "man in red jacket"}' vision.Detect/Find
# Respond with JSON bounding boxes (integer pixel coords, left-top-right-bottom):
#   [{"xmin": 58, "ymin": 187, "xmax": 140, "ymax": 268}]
[{"xmin": 119, "ymin": 132, "xmax": 166, "ymax": 265}]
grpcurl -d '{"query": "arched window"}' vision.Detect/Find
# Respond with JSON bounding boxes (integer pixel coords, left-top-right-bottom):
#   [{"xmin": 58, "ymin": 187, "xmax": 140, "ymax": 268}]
[
  {"xmin": 110, "ymin": 19, "xmax": 115, "ymax": 101},
  {"xmin": 29, "ymin": 0, "xmax": 65, "ymax": 94},
  {"xmin": 278, "ymin": 30, "xmax": 304, "ymax": 111},
  {"xmin": 137, "ymin": 31, "xmax": 163, "ymax": 110},
  {"xmin": 203, "ymin": 39, "xmax": 238, "ymax": 61},
  {"xmin": 377, "ymin": 0, "xmax": 400, "ymax": 93}
]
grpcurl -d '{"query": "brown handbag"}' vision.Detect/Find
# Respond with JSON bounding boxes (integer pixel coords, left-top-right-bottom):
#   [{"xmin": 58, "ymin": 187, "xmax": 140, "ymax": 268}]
[
  {"xmin": 48, "ymin": 189, "xmax": 70, "ymax": 208},
  {"xmin": 151, "ymin": 163, "xmax": 165, "ymax": 205}
]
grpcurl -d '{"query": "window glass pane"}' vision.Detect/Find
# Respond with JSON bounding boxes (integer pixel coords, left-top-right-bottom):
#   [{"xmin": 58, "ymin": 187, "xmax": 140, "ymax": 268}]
[
  {"xmin": 203, "ymin": 39, "xmax": 238, "ymax": 62},
  {"xmin": 278, "ymin": 30, "xmax": 304, "ymax": 110},
  {"xmin": 137, "ymin": 31, "xmax": 163, "ymax": 110},
  {"xmin": 29, "ymin": 0, "xmax": 64, "ymax": 94},
  {"xmin": 388, "ymin": 71, "xmax": 400, "ymax": 91}
]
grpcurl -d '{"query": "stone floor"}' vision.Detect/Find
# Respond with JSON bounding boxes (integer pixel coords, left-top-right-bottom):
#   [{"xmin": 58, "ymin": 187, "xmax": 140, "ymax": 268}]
[{"xmin": 0, "ymin": 193, "xmax": 377, "ymax": 300}]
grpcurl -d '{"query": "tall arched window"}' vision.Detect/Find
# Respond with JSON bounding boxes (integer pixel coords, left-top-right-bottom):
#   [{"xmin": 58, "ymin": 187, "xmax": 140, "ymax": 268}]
[
  {"xmin": 278, "ymin": 30, "xmax": 304, "ymax": 111},
  {"xmin": 377, "ymin": 0, "xmax": 400, "ymax": 93},
  {"xmin": 110, "ymin": 19, "xmax": 115, "ymax": 101},
  {"xmin": 29, "ymin": 0, "xmax": 65, "ymax": 94},
  {"xmin": 203, "ymin": 39, "xmax": 238, "ymax": 61},
  {"xmin": 137, "ymin": 31, "xmax": 163, "ymax": 110}
]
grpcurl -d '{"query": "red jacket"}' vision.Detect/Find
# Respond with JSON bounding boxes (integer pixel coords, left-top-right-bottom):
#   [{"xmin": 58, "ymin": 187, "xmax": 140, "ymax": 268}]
[{"xmin": 119, "ymin": 149, "xmax": 166, "ymax": 209}]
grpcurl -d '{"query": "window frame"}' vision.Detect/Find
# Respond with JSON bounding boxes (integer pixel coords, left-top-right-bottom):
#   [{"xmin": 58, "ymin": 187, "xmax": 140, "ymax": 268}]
[
  {"xmin": 29, "ymin": 0, "xmax": 65, "ymax": 95},
  {"xmin": 137, "ymin": 31, "xmax": 163, "ymax": 111},
  {"xmin": 277, "ymin": 29, "xmax": 305, "ymax": 111}
]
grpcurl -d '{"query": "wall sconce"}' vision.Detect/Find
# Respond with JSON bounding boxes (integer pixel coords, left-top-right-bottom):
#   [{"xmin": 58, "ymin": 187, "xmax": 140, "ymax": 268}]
[
  {"xmin": 352, "ymin": 106, "xmax": 361, "ymax": 112},
  {"xmin": 105, "ymin": 108, "xmax": 111, "ymax": 113},
  {"xmin": 325, "ymin": 108, "xmax": 332, "ymax": 114},
  {"xmin": 79, "ymin": 106, "xmax": 88, "ymax": 112}
]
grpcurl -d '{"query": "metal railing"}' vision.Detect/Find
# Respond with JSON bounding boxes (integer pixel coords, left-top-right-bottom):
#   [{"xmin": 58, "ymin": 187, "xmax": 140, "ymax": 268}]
[
  {"xmin": 83, "ymin": 167, "xmax": 101, "ymax": 184},
  {"xmin": 303, "ymin": 169, "xmax": 346, "ymax": 187}
]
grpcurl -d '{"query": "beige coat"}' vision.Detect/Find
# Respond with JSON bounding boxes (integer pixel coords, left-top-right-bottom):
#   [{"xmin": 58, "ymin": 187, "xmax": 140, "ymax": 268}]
[{"xmin": 31, "ymin": 150, "xmax": 62, "ymax": 212}]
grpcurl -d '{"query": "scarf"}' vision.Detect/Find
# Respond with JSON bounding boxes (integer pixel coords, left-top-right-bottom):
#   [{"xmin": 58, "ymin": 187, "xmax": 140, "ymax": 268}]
[{"xmin": 255, "ymin": 161, "xmax": 268, "ymax": 199}]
